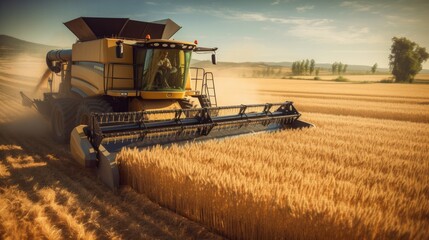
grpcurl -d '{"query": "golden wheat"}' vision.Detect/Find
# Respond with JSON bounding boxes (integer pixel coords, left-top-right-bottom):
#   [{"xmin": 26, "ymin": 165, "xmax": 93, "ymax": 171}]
[
  {"xmin": 2, "ymin": 56, "xmax": 429, "ymax": 239},
  {"xmin": 117, "ymin": 113, "xmax": 429, "ymax": 239}
]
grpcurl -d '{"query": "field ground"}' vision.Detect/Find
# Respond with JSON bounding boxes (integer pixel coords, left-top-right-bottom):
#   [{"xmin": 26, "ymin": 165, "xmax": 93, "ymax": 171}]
[
  {"xmin": 1, "ymin": 56, "xmax": 429, "ymax": 239},
  {"xmin": 284, "ymin": 73, "xmax": 429, "ymax": 82}
]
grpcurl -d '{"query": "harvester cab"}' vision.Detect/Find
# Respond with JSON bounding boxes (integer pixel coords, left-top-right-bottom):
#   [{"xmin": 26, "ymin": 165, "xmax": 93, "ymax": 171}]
[{"xmin": 20, "ymin": 17, "xmax": 313, "ymax": 190}]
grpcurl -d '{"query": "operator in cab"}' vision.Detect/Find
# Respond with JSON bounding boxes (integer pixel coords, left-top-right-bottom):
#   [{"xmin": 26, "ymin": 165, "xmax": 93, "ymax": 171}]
[{"xmin": 156, "ymin": 51, "xmax": 173, "ymax": 88}]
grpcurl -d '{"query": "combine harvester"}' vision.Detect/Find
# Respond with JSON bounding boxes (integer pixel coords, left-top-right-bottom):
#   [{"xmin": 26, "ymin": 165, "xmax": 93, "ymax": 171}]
[{"xmin": 21, "ymin": 17, "xmax": 312, "ymax": 190}]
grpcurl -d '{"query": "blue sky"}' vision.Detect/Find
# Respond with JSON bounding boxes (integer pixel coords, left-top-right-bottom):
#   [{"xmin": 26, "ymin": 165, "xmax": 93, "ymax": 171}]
[{"xmin": 1, "ymin": 0, "xmax": 428, "ymax": 68}]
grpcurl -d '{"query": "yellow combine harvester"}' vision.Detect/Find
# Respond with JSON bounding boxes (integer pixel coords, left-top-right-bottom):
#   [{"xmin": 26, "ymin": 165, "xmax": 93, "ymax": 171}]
[{"xmin": 21, "ymin": 17, "xmax": 312, "ymax": 190}]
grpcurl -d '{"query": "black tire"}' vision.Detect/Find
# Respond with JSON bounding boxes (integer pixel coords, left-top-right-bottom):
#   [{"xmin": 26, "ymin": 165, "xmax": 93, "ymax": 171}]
[
  {"xmin": 75, "ymin": 98, "xmax": 113, "ymax": 126},
  {"xmin": 50, "ymin": 98, "xmax": 79, "ymax": 143}
]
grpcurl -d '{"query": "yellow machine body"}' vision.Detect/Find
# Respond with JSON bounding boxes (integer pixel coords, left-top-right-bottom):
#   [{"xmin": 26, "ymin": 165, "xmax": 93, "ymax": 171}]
[{"xmin": 70, "ymin": 38, "xmax": 195, "ymax": 104}]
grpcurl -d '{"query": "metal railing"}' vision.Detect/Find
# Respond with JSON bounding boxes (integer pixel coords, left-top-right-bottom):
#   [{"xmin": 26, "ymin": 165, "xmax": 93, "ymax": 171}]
[{"xmin": 190, "ymin": 67, "xmax": 218, "ymax": 107}]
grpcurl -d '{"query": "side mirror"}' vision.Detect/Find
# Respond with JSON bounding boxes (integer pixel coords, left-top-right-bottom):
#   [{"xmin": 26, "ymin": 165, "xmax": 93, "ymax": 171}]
[
  {"xmin": 211, "ymin": 53, "xmax": 217, "ymax": 65},
  {"xmin": 116, "ymin": 41, "xmax": 123, "ymax": 58}
]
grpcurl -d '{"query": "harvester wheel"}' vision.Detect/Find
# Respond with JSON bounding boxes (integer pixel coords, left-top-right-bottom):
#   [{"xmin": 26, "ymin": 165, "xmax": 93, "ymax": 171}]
[
  {"xmin": 76, "ymin": 98, "xmax": 113, "ymax": 126},
  {"xmin": 50, "ymin": 98, "xmax": 79, "ymax": 143}
]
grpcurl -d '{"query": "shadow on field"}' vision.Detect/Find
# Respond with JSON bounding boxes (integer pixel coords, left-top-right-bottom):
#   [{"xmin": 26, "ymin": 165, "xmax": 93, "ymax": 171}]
[{"xmin": 0, "ymin": 115, "xmax": 222, "ymax": 239}]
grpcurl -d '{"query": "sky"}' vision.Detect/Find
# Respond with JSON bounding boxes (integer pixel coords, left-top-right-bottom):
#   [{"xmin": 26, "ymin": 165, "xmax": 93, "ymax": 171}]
[{"xmin": 1, "ymin": 0, "xmax": 428, "ymax": 68}]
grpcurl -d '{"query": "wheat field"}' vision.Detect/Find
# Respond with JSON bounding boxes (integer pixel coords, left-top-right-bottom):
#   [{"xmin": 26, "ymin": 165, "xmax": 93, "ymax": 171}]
[
  {"xmin": 1, "ymin": 54, "xmax": 429, "ymax": 239},
  {"xmin": 117, "ymin": 78, "xmax": 429, "ymax": 239}
]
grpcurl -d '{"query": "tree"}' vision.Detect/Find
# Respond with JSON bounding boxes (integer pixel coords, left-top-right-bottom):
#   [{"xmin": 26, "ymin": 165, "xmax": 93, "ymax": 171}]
[
  {"xmin": 309, "ymin": 59, "xmax": 315, "ymax": 75},
  {"xmin": 389, "ymin": 37, "xmax": 429, "ymax": 83},
  {"xmin": 291, "ymin": 62, "xmax": 296, "ymax": 75},
  {"xmin": 300, "ymin": 60, "xmax": 305, "ymax": 75},
  {"xmin": 343, "ymin": 64, "xmax": 348, "ymax": 74},
  {"xmin": 264, "ymin": 67, "xmax": 269, "ymax": 77},
  {"xmin": 315, "ymin": 68, "xmax": 320, "ymax": 76},
  {"xmin": 292, "ymin": 61, "xmax": 302, "ymax": 75},
  {"xmin": 293, "ymin": 62, "xmax": 297, "ymax": 75},
  {"xmin": 304, "ymin": 59, "xmax": 309, "ymax": 74},
  {"xmin": 371, "ymin": 63, "xmax": 378, "ymax": 74},
  {"xmin": 331, "ymin": 62, "xmax": 338, "ymax": 75},
  {"xmin": 338, "ymin": 62, "xmax": 343, "ymax": 75},
  {"xmin": 297, "ymin": 61, "xmax": 302, "ymax": 75}
]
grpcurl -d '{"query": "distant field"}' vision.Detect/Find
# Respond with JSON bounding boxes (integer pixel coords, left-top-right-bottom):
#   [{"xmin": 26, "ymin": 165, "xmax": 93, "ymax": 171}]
[
  {"xmin": 287, "ymin": 74, "xmax": 429, "ymax": 82},
  {"xmin": 215, "ymin": 78, "xmax": 429, "ymax": 124},
  {"xmin": 289, "ymin": 74, "xmax": 393, "ymax": 82},
  {"xmin": 203, "ymin": 66, "xmax": 429, "ymax": 82},
  {"xmin": 415, "ymin": 73, "xmax": 429, "ymax": 81}
]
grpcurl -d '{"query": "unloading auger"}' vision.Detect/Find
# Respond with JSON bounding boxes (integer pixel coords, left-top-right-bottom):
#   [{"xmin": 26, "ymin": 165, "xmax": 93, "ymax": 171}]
[{"xmin": 20, "ymin": 17, "xmax": 312, "ymax": 190}]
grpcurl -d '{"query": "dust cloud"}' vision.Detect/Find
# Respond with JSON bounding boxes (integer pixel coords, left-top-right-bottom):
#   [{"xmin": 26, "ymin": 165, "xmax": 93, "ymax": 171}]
[
  {"xmin": 0, "ymin": 54, "xmax": 51, "ymax": 138},
  {"xmin": 203, "ymin": 68, "xmax": 268, "ymax": 106},
  {"xmin": 215, "ymin": 77, "xmax": 265, "ymax": 105},
  {"xmin": 0, "ymin": 54, "xmax": 51, "ymax": 99}
]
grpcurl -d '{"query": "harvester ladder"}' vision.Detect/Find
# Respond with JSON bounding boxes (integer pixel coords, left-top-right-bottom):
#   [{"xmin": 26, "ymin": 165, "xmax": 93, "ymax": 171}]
[
  {"xmin": 190, "ymin": 67, "xmax": 218, "ymax": 107},
  {"xmin": 203, "ymin": 72, "xmax": 217, "ymax": 107}
]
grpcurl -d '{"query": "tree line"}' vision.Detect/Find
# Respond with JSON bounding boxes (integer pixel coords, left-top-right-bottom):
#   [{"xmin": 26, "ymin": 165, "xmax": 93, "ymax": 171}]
[
  {"xmin": 252, "ymin": 36, "xmax": 429, "ymax": 82},
  {"xmin": 251, "ymin": 66, "xmax": 283, "ymax": 78},
  {"xmin": 331, "ymin": 62, "xmax": 348, "ymax": 75},
  {"xmin": 291, "ymin": 59, "xmax": 318, "ymax": 75},
  {"xmin": 291, "ymin": 59, "xmax": 351, "ymax": 76}
]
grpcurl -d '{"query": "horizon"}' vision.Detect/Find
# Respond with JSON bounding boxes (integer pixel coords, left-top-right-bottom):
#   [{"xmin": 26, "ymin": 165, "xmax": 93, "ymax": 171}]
[
  {"xmin": 1, "ymin": 33, "xmax": 426, "ymax": 71},
  {"xmin": 1, "ymin": 0, "xmax": 428, "ymax": 69}
]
